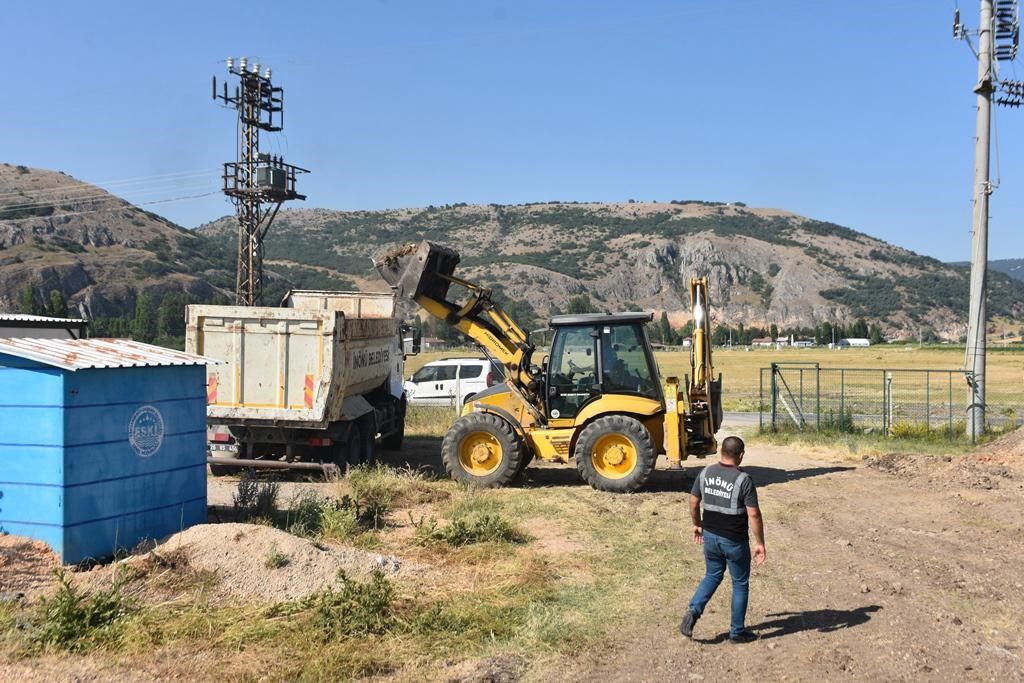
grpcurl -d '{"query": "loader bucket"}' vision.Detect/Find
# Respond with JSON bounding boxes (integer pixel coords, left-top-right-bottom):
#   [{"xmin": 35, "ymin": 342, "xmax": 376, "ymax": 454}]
[{"xmin": 375, "ymin": 240, "xmax": 461, "ymax": 301}]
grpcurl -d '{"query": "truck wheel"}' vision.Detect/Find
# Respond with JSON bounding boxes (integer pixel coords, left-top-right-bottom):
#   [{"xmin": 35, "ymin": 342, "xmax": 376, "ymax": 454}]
[
  {"xmin": 381, "ymin": 398, "xmax": 406, "ymax": 451},
  {"xmin": 442, "ymin": 413, "xmax": 523, "ymax": 488},
  {"xmin": 574, "ymin": 415, "xmax": 656, "ymax": 493},
  {"xmin": 209, "ymin": 463, "xmax": 241, "ymax": 477},
  {"xmin": 361, "ymin": 416, "xmax": 379, "ymax": 465},
  {"xmin": 335, "ymin": 424, "xmax": 363, "ymax": 472}
]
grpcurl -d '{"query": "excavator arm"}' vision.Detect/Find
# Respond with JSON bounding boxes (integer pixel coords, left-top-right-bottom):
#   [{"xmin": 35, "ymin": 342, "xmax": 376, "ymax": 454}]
[
  {"xmin": 688, "ymin": 277, "xmax": 723, "ymax": 435},
  {"xmin": 375, "ymin": 241, "xmax": 543, "ymax": 408},
  {"xmin": 664, "ymin": 277, "xmax": 723, "ymax": 464}
]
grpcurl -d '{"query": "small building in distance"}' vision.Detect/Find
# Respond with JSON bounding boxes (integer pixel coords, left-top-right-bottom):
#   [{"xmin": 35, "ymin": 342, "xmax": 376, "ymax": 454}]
[
  {"xmin": 751, "ymin": 337, "xmax": 773, "ymax": 348},
  {"xmin": 0, "ymin": 314, "xmax": 87, "ymax": 340},
  {"xmin": 838, "ymin": 338, "xmax": 871, "ymax": 348}
]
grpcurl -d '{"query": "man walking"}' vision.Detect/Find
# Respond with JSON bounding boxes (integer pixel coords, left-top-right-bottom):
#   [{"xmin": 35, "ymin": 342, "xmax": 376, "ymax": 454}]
[{"xmin": 679, "ymin": 435, "xmax": 766, "ymax": 643}]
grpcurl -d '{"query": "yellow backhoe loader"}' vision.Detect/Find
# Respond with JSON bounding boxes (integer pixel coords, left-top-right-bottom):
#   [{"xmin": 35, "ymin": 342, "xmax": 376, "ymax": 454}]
[{"xmin": 376, "ymin": 241, "xmax": 722, "ymax": 492}]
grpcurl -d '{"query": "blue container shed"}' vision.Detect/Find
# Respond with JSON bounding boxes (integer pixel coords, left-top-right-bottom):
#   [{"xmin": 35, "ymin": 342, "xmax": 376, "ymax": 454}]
[{"xmin": 0, "ymin": 338, "xmax": 220, "ymax": 564}]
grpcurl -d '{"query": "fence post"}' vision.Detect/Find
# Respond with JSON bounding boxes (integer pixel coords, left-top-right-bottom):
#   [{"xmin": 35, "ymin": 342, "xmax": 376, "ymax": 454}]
[
  {"xmin": 840, "ymin": 369, "xmax": 845, "ymax": 428},
  {"xmin": 885, "ymin": 372, "xmax": 893, "ymax": 435},
  {"xmin": 799, "ymin": 367, "xmax": 804, "ymax": 421},
  {"xmin": 925, "ymin": 372, "xmax": 930, "ymax": 433},
  {"xmin": 770, "ymin": 363, "xmax": 778, "ymax": 432},
  {"xmin": 882, "ymin": 370, "xmax": 887, "ymax": 435},
  {"xmin": 815, "ymin": 364, "xmax": 821, "ymax": 432},
  {"xmin": 948, "ymin": 373, "xmax": 954, "ymax": 438},
  {"xmin": 759, "ymin": 368, "xmax": 764, "ymax": 432}
]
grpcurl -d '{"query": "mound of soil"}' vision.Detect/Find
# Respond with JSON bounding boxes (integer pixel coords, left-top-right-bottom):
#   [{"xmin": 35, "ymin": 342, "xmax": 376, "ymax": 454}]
[
  {"xmin": 0, "ymin": 534, "xmax": 59, "ymax": 600},
  {"xmin": 149, "ymin": 523, "xmax": 410, "ymax": 602}
]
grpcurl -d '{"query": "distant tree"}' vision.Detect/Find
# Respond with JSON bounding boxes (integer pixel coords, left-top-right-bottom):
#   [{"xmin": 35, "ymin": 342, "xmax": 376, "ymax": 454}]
[
  {"xmin": 157, "ymin": 292, "xmax": 189, "ymax": 339},
  {"xmin": 46, "ymin": 290, "xmax": 68, "ymax": 318},
  {"xmin": 566, "ymin": 295, "xmax": 597, "ymax": 314},
  {"xmin": 132, "ymin": 292, "xmax": 157, "ymax": 343},
  {"xmin": 851, "ymin": 318, "xmax": 869, "ymax": 339},
  {"xmin": 19, "ymin": 283, "xmax": 41, "ymax": 315},
  {"xmin": 869, "ymin": 324, "xmax": 884, "ymax": 345},
  {"xmin": 658, "ymin": 312, "xmax": 672, "ymax": 345},
  {"xmin": 770, "ymin": 323, "xmax": 779, "ymax": 341}
]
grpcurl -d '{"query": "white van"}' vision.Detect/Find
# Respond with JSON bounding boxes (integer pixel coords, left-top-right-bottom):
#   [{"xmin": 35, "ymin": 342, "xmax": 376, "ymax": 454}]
[{"xmin": 405, "ymin": 357, "xmax": 504, "ymax": 406}]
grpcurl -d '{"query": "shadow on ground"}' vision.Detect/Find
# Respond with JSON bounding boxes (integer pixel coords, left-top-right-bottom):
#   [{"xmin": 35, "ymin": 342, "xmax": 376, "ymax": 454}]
[{"xmin": 692, "ymin": 605, "xmax": 882, "ymax": 644}]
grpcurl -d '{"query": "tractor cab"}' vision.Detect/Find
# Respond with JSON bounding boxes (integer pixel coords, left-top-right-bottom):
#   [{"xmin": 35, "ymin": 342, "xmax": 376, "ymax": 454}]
[{"xmin": 546, "ymin": 313, "xmax": 662, "ymax": 420}]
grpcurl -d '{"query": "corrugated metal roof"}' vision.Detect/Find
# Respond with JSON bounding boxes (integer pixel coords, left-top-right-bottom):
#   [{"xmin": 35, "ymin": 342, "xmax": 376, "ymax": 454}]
[
  {"xmin": 0, "ymin": 313, "xmax": 88, "ymax": 324},
  {"xmin": 0, "ymin": 338, "xmax": 223, "ymax": 372}
]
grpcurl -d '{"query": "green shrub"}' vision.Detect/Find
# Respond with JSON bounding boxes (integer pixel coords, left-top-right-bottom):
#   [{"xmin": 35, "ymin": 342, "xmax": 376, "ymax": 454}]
[
  {"xmin": 264, "ymin": 544, "xmax": 289, "ymax": 569},
  {"xmin": 233, "ymin": 471, "xmax": 279, "ymax": 523},
  {"xmin": 271, "ymin": 571, "xmax": 396, "ymax": 641},
  {"xmin": 416, "ymin": 513, "xmax": 531, "ymax": 547},
  {"xmin": 31, "ymin": 569, "xmax": 133, "ymax": 651}
]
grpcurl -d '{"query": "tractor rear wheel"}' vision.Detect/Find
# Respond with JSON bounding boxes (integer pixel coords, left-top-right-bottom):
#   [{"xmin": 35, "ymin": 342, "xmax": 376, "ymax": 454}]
[
  {"xmin": 442, "ymin": 413, "xmax": 523, "ymax": 488},
  {"xmin": 574, "ymin": 415, "xmax": 656, "ymax": 493}
]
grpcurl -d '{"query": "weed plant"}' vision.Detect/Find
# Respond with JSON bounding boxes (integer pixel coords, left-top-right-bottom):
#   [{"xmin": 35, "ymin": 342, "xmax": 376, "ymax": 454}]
[
  {"xmin": 232, "ymin": 471, "xmax": 279, "ymax": 523},
  {"xmin": 31, "ymin": 569, "xmax": 134, "ymax": 651}
]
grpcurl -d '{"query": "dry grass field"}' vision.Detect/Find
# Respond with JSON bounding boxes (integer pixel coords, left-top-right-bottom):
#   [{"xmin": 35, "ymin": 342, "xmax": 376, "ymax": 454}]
[{"xmin": 407, "ymin": 345, "xmax": 1024, "ymax": 412}]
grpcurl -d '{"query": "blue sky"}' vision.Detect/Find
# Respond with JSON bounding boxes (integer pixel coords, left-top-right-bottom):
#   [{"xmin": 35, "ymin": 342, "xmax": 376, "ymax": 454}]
[{"xmin": 4, "ymin": 1, "xmax": 1022, "ymax": 262}]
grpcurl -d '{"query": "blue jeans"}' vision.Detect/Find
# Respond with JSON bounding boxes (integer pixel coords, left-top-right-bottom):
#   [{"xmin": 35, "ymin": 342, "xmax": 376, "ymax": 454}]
[{"xmin": 688, "ymin": 529, "xmax": 751, "ymax": 638}]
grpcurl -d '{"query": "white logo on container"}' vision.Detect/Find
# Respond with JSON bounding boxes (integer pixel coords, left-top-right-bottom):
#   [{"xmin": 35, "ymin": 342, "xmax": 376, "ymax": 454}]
[{"xmin": 128, "ymin": 405, "xmax": 164, "ymax": 458}]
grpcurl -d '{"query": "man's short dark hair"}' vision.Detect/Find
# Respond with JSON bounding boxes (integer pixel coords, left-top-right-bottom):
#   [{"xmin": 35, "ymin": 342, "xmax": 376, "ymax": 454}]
[{"xmin": 721, "ymin": 436, "xmax": 745, "ymax": 458}]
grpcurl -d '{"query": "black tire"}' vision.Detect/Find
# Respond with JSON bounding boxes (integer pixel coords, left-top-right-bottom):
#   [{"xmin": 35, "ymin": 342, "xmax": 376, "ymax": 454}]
[
  {"xmin": 517, "ymin": 450, "xmax": 535, "ymax": 475},
  {"xmin": 334, "ymin": 423, "xmax": 363, "ymax": 472},
  {"xmin": 463, "ymin": 393, "xmax": 475, "ymax": 406},
  {"xmin": 381, "ymin": 399, "xmax": 405, "ymax": 451},
  {"xmin": 209, "ymin": 463, "xmax": 241, "ymax": 477},
  {"xmin": 360, "ymin": 416, "xmax": 379, "ymax": 466},
  {"xmin": 210, "ymin": 441, "xmax": 246, "ymax": 477},
  {"xmin": 574, "ymin": 415, "xmax": 656, "ymax": 493},
  {"xmin": 441, "ymin": 412, "xmax": 523, "ymax": 488}
]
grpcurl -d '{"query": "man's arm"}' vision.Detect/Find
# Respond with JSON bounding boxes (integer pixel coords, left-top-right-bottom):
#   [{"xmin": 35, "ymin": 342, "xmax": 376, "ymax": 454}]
[
  {"xmin": 747, "ymin": 505, "xmax": 766, "ymax": 565},
  {"xmin": 689, "ymin": 494, "xmax": 703, "ymax": 545}
]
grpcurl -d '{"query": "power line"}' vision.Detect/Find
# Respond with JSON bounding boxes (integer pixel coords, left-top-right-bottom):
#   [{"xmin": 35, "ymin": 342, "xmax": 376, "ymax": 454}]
[{"xmin": 0, "ymin": 190, "xmax": 222, "ymax": 224}]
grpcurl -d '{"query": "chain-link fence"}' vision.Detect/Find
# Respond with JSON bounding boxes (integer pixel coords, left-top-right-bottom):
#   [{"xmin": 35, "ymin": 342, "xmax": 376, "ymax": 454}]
[{"xmin": 759, "ymin": 363, "xmax": 1024, "ymax": 441}]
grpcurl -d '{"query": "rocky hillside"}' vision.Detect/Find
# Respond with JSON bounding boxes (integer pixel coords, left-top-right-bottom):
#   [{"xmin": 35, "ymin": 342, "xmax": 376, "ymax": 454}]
[
  {"xmin": 0, "ymin": 164, "xmax": 352, "ymax": 317},
  {"xmin": 198, "ymin": 202, "xmax": 1024, "ymax": 339}
]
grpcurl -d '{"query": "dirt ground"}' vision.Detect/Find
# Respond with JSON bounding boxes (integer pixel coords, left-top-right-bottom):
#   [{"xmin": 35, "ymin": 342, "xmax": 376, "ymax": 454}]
[
  {"xmin": 2, "ymin": 427, "xmax": 1022, "ymax": 681},
  {"xmin": 577, "ymin": 434, "xmax": 1024, "ymax": 682}
]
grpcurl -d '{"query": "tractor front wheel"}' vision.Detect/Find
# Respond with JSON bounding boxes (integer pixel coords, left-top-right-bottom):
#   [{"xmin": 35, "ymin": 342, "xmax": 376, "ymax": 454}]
[
  {"xmin": 441, "ymin": 413, "xmax": 523, "ymax": 488},
  {"xmin": 574, "ymin": 415, "xmax": 656, "ymax": 493}
]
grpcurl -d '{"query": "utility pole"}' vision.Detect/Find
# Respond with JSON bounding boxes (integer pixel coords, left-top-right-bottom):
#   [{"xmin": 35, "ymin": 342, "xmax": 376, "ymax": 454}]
[
  {"xmin": 956, "ymin": 1, "xmax": 1021, "ymax": 437},
  {"xmin": 213, "ymin": 58, "xmax": 308, "ymax": 306}
]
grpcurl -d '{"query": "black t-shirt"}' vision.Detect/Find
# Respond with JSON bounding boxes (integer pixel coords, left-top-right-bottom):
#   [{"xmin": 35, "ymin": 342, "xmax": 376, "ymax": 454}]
[{"xmin": 691, "ymin": 462, "xmax": 759, "ymax": 543}]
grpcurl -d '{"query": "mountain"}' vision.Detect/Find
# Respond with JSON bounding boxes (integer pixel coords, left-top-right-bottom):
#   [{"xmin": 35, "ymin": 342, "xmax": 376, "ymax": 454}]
[
  {"xmin": 197, "ymin": 202, "xmax": 1024, "ymax": 340},
  {"xmin": 4, "ymin": 163, "xmax": 1021, "ymax": 340},
  {"xmin": 949, "ymin": 258, "xmax": 1024, "ymax": 282},
  {"xmin": 0, "ymin": 164, "xmax": 352, "ymax": 319}
]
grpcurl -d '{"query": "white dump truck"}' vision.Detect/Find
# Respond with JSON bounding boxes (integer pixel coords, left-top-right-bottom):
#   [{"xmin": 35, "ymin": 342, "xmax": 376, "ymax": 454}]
[{"xmin": 186, "ymin": 290, "xmax": 414, "ymax": 475}]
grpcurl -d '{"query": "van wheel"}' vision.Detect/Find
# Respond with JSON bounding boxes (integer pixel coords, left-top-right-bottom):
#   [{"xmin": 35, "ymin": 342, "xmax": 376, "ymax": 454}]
[
  {"xmin": 462, "ymin": 393, "xmax": 476, "ymax": 405},
  {"xmin": 574, "ymin": 415, "xmax": 656, "ymax": 493},
  {"xmin": 442, "ymin": 413, "xmax": 523, "ymax": 488}
]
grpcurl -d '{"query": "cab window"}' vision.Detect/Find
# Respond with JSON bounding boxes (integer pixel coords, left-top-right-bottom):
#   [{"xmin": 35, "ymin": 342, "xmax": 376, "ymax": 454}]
[
  {"xmin": 600, "ymin": 324, "xmax": 659, "ymax": 397},
  {"xmin": 548, "ymin": 326, "xmax": 597, "ymax": 419}
]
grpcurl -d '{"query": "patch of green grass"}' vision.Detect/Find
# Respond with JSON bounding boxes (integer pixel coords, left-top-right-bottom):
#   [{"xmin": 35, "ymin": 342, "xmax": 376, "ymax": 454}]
[
  {"xmin": 754, "ymin": 428, "xmax": 974, "ymax": 456},
  {"xmin": 264, "ymin": 544, "xmax": 289, "ymax": 569},
  {"xmin": 405, "ymin": 405, "xmax": 459, "ymax": 438},
  {"xmin": 30, "ymin": 568, "xmax": 135, "ymax": 651},
  {"xmin": 416, "ymin": 513, "xmax": 532, "ymax": 547}
]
